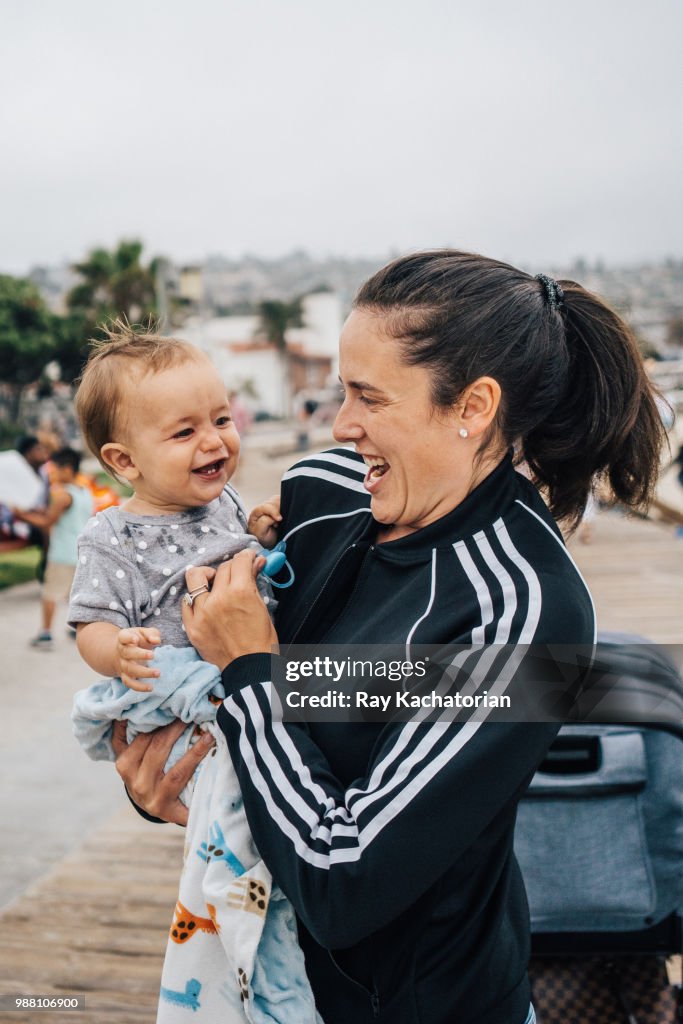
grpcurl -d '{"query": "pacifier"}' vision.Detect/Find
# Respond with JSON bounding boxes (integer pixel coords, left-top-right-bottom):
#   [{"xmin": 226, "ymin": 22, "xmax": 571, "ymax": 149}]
[{"xmin": 258, "ymin": 541, "xmax": 295, "ymax": 588}]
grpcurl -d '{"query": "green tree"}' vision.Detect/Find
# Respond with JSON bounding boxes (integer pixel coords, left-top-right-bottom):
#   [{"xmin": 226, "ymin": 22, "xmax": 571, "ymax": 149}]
[
  {"xmin": 256, "ymin": 298, "xmax": 304, "ymax": 351},
  {"xmin": 52, "ymin": 310, "xmax": 92, "ymax": 385},
  {"xmin": 256, "ymin": 298, "xmax": 304, "ymax": 417},
  {"xmin": 67, "ymin": 239, "xmax": 157, "ymax": 330},
  {"xmin": 0, "ymin": 275, "xmax": 57, "ymax": 422}
]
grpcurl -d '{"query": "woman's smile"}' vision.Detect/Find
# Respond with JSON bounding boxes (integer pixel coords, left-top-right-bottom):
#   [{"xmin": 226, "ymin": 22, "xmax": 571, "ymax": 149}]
[{"xmin": 362, "ymin": 454, "xmax": 390, "ymax": 491}]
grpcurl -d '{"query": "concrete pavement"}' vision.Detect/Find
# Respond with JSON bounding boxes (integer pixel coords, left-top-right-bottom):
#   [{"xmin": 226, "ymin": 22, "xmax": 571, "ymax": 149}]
[{"xmin": 0, "ymin": 580, "xmax": 127, "ymax": 911}]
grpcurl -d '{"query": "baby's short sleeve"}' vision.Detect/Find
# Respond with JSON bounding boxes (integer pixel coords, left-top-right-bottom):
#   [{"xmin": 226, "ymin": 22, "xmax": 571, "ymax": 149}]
[{"xmin": 69, "ymin": 521, "xmax": 143, "ymax": 630}]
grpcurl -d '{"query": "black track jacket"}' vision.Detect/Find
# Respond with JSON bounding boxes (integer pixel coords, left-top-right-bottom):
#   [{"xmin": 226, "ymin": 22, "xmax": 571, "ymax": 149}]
[{"xmin": 217, "ymin": 450, "xmax": 596, "ymax": 1024}]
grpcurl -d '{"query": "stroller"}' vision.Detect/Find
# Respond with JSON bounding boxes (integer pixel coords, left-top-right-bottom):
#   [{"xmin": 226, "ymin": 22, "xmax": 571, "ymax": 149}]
[{"xmin": 514, "ymin": 633, "xmax": 683, "ymax": 1023}]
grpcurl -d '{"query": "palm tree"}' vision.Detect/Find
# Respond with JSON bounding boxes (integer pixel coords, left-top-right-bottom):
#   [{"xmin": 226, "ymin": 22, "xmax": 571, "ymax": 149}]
[
  {"xmin": 256, "ymin": 298, "xmax": 304, "ymax": 417},
  {"xmin": 0, "ymin": 274, "xmax": 56, "ymax": 421},
  {"xmin": 67, "ymin": 239, "xmax": 157, "ymax": 330}
]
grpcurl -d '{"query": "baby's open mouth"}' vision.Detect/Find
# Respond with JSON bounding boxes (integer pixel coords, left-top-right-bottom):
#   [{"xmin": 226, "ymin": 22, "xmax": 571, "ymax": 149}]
[{"xmin": 192, "ymin": 459, "xmax": 225, "ymax": 478}]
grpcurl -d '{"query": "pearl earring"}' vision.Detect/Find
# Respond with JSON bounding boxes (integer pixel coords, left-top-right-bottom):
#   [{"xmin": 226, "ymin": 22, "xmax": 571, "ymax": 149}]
[{"xmin": 459, "ymin": 428, "xmax": 469, "ymax": 439}]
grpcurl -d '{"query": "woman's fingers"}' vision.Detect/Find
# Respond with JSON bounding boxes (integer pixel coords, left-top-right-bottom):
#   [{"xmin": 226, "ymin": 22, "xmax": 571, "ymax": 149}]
[
  {"xmin": 113, "ymin": 719, "xmax": 215, "ymax": 826},
  {"xmin": 158, "ymin": 732, "xmax": 216, "ymax": 825},
  {"xmin": 184, "ymin": 565, "xmax": 217, "ymax": 592},
  {"xmin": 183, "ymin": 565, "xmax": 218, "ymax": 616},
  {"xmin": 111, "ymin": 719, "xmax": 129, "ymax": 758},
  {"xmin": 114, "ymin": 719, "xmax": 183, "ymax": 788},
  {"xmin": 235, "ymin": 549, "xmax": 268, "ymax": 586},
  {"xmin": 216, "ymin": 548, "xmax": 258, "ymax": 589},
  {"xmin": 181, "ymin": 550, "xmax": 275, "ymax": 668}
]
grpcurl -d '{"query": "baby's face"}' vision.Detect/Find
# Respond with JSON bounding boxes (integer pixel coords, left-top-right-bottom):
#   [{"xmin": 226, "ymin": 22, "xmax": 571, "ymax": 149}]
[{"xmin": 118, "ymin": 356, "xmax": 240, "ymax": 511}]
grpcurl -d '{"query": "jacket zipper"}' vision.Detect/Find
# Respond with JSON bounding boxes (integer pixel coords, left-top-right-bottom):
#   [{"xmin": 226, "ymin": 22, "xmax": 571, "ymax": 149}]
[
  {"xmin": 292, "ymin": 539, "xmax": 379, "ymax": 1015},
  {"xmin": 320, "ymin": 544, "xmax": 375, "ymax": 641},
  {"xmin": 289, "ymin": 542, "xmax": 361, "ymax": 644},
  {"xmin": 327, "ymin": 950, "xmax": 380, "ymax": 1018}
]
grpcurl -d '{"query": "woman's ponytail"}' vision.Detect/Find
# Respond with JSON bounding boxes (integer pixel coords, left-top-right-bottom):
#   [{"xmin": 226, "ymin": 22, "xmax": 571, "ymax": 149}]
[{"xmin": 523, "ymin": 281, "xmax": 667, "ymax": 529}]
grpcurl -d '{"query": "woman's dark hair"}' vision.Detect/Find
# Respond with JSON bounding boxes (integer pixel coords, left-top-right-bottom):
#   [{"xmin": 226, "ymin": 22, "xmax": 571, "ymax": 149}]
[{"xmin": 355, "ymin": 250, "xmax": 667, "ymax": 530}]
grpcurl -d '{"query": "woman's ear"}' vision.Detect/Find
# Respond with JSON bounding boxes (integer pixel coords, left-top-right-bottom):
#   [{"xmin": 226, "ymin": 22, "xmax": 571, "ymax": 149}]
[
  {"xmin": 100, "ymin": 443, "xmax": 140, "ymax": 483},
  {"xmin": 457, "ymin": 377, "xmax": 501, "ymax": 437}
]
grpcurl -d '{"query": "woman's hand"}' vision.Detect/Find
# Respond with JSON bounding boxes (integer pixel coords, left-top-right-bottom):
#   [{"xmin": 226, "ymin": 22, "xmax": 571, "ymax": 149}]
[
  {"xmin": 182, "ymin": 550, "xmax": 278, "ymax": 670},
  {"xmin": 112, "ymin": 719, "xmax": 215, "ymax": 827}
]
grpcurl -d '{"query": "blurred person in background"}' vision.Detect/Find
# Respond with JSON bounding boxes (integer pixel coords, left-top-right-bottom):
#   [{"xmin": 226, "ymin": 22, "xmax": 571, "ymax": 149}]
[
  {"xmin": 14, "ymin": 447, "xmax": 93, "ymax": 650},
  {"xmin": 228, "ymin": 388, "xmax": 253, "ymax": 439},
  {"xmin": 1, "ymin": 435, "xmax": 52, "ymax": 575}
]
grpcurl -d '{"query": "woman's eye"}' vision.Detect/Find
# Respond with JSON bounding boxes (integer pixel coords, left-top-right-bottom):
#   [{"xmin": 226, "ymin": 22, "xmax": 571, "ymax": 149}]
[
  {"xmin": 173, "ymin": 428, "xmax": 194, "ymax": 439},
  {"xmin": 359, "ymin": 394, "xmax": 375, "ymax": 405}
]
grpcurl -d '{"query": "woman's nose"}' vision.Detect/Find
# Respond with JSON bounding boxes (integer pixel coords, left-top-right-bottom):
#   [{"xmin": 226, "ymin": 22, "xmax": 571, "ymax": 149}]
[{"xmin": 332, "ymin": 400, "xmax": 363, "ymax": 443}]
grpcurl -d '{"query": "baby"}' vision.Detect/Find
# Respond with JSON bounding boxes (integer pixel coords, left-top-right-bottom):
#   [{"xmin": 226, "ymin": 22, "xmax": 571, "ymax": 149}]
[
  {"xmin": 69, "ymin": 322, "xmax": 319, "ymax": 1024},
  {"xmin": 69, "ymin": 322, "xmax": 278, "ymax": 688}
]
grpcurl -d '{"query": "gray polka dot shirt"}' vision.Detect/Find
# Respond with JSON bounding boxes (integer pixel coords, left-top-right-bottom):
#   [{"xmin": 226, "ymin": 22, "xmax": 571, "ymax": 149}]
[{"xmin": 69, "ymin": 485, "xmax": 271, "ymax": 646}]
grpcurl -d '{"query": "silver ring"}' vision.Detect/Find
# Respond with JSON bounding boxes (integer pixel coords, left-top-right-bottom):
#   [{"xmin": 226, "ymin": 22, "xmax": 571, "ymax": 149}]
[{"xmin": 182, "ymin": 585, "xmax": 210, "ymax": 608}]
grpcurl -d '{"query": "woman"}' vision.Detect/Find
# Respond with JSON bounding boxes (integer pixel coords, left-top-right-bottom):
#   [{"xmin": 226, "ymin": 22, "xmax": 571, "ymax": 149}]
[{"xmin": 116, "ymin": 251, "xmax": 664, "ymax": 1024}]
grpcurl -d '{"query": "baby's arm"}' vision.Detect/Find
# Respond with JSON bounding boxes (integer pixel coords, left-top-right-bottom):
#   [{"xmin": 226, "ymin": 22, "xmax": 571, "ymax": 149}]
[
  {"xmin": 77, "ymin": 621, "xmax": 161, "ymax": 692},
  {"xmin": 247, "ymin": 493, "xmax": 281, "ymax": 548}
]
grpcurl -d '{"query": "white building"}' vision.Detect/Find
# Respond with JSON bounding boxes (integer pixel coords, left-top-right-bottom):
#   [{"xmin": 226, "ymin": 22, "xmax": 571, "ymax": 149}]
[{"xmin": 176, "ymin": 291, "xmax": 343, "ymax": 417}]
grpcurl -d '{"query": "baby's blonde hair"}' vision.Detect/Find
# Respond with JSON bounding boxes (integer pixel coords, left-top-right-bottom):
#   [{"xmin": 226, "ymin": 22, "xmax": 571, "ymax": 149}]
[{"xmin": 75, "ymin": 318, "xmax": 203, "ymax": 475}]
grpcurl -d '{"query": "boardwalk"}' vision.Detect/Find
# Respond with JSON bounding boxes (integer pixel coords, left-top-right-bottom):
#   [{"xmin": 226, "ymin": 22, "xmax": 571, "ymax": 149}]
[
  {"xmin": 0, "ymin": 810, "xmax": 184, "ymax": 1022},
  {"xmin": 568, "ymin": 509, "xmax": 683, "ymax": 644},
  {"xmin": 0, "ymin": 473, "xmax": 681, "ymax": 1021}
]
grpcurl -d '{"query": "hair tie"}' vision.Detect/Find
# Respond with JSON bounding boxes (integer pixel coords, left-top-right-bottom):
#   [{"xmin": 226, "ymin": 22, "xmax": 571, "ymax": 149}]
[{"xmin": 535, "ymin": 273, "xmax": 565, "ymax": 309}]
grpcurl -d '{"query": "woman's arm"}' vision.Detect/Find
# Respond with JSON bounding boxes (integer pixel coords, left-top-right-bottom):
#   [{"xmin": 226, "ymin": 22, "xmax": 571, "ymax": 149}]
[{"xmin": 217, "ymin": 657, "xmax": 557, "ymax": 948}]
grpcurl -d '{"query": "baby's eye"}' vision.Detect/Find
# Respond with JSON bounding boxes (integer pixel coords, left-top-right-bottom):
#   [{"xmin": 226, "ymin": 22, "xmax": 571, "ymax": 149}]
[
  {"xmin": 173, "ymin": 427, "xmax": 194, "ymax": 439},
  {"xmin": 216, "ymin": 415, "xmax": 232, "ymax": 427}
]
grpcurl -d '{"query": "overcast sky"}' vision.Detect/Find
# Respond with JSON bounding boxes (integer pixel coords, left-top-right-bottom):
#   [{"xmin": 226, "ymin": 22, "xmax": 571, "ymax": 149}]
[{"xmin": 2, "ymin": 0, "xmax": 682, "ymax": 274}]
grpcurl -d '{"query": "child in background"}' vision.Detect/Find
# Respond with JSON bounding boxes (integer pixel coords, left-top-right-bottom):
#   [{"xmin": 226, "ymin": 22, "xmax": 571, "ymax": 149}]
[
  {"xmin": 14, "ymin": 447, "xmax": 93, "ymax": 650},
  {"xmin": 7, "ymin": 435, "xmax": 52, "ymax": 577},
  {"xmin": 69, "ymin": 322, "xmax": 318, "ymax": 1024}
]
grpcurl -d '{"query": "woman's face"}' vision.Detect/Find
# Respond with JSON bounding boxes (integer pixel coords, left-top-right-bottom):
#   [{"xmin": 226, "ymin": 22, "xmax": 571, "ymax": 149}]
[{"xmin": 333, "ymin": 309, "xmax": 469, "ymax": 539}]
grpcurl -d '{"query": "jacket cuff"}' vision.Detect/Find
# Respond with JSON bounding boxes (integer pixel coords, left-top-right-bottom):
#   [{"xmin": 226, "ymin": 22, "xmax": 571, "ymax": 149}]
[
  {"xmin": 220, "ymin": 652, "xmax": 273, "ymax": 698},
  {"xmin": 125, "ymin": 785, "xmax": 168, "ymax": 824}
]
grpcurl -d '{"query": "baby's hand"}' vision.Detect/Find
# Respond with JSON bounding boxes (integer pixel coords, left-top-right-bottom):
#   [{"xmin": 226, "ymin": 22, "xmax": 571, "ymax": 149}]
[
  {"xmin": 248, "ymin": 494, "xmax": 282, "ymax": 548},
  {"xmin": 117, "ymin": 627, "xmax": 161, "ymax": 692}
]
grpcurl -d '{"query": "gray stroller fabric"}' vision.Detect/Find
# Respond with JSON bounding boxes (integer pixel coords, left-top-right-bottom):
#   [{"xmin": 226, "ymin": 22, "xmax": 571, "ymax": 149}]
[{"xmin": 514, "ymin": 633, "xmax": 683, "ymax": 933}]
